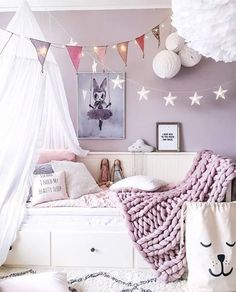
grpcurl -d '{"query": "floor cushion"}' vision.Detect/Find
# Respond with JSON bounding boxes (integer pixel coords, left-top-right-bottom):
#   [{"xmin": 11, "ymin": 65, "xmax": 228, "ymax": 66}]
[{"xmin": 0, "ymin": 272, "xmax": 69, "ymax": 292}]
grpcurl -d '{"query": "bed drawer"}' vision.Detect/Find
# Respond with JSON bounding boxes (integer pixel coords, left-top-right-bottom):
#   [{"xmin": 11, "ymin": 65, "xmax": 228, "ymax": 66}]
[
  {"xmin": 5, "ymin": 230, "xmax": 50, "ymax": 266},
  {"xmin": 51, "ymin": 231, "xmax": 133, "ymax": 268}
]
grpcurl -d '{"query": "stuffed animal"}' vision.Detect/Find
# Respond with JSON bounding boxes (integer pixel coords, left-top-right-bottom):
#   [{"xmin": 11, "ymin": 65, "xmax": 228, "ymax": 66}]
[
  {"xmin": 111, "ymin": 159, "xmax": 125, "ymax": 183},
  {"xmin": 98, "ymin": 158, "xmax": 111, "ymax": 187},
  {"xmin": 128, "ymin": 139, "xmax": 154, "ymax": 152}
]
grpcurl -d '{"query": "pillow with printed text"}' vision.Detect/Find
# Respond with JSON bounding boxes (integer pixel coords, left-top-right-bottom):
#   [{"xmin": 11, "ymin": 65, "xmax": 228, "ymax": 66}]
[{"xmin": 31, "ymin": 171, "xmax": 68, "ymax": 206}]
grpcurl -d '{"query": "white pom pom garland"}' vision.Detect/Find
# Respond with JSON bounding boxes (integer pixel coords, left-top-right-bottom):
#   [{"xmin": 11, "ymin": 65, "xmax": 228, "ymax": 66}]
[
  {"xmin": 179, "ymin": 45, "xmax": 202, "ymax": 67},
  {"xmin": 165, "ymin": 32, "xmax": 185, "ymax": 53},
  {"xmin": 152, "ymin": 50, "xmax": 181, "ymax": 79}
]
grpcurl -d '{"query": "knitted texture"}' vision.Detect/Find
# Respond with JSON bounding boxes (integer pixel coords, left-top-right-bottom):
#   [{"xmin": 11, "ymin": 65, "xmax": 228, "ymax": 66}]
[{"xmin": 115, "ymin": 150, "xmax": 236, "ymax": 283}]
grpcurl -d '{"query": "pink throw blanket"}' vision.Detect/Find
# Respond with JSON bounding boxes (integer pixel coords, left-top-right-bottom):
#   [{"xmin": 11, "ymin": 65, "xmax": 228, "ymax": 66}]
[{"xmin": 116, "ymin": 150, "xmax": 236, "ymax": 283}]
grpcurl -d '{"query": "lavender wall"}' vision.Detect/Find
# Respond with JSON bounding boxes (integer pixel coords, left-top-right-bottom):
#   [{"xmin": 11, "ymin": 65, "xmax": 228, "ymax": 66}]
[{"xmin": 1, "ymin": 9, "xmax": 236, "ymax": 158}]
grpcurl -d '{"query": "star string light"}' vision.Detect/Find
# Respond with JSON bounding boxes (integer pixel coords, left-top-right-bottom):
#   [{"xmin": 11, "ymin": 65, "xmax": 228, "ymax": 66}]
[
  {"xmin": 213, "ymin": 86, "xmax": 227, "ymax": 100},
  {"xmin": 189, "ymin": 92, "xmax": 203, "ymax": 106},
  {"xmin": 163, "ymin": 92, "xmax": 177, "ymax": 106},
  {"xmin": 137, "ymin": 86, "xmax": 150, "ymax": 101},
  {"xmin": 68, "ymin": 37, "xmax": 77, "ymax": 46},
  {"xmin": 111, "ymin": 75, "xmax": 125, "ymax": 89},
  {"xmin": 92, "ymin": 59, "xmax": 97, "ymax": 73}
]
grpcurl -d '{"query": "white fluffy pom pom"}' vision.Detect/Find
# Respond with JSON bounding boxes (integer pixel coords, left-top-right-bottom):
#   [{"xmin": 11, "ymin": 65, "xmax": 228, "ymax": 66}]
[
  {"xmin": 172, "ymin": 0, "xmax": 236, "ymax": 62},
  {"xmin": 152, "ymin": 50, "xmax": 181, "ymax": 79}
]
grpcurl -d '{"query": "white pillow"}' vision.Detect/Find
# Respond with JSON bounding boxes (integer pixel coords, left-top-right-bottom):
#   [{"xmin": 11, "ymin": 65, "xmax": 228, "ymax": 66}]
[
  {"xmin": 0, "ymin": 272, "xmax": 69, "ymax": 292},
  {"xmin": 51, "ymin": 161, "xmax": 101, "ymax": 199},
  {"xmin": 31, "ymin": 171, "xmax": 68, "ymax": 206},
  {"xmin": 110, "ymin": 175, "xmax": 164, "ymax": 191}
]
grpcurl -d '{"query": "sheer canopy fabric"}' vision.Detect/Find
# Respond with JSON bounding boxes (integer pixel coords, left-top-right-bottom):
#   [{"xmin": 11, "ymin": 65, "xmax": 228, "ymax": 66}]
[{"xmin": 0, "ymin": 1, "xmax": 87, "ymax": 264}]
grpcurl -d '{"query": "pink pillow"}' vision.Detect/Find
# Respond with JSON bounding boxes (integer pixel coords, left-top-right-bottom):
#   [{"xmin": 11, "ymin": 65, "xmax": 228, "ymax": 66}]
[
  {"xmin": 0, "ymin": 272, "xmax": 69, "ymax": 292},
  {"xmin": 38, "ymin": 149, "xmax": 76, "ymax": 164}
]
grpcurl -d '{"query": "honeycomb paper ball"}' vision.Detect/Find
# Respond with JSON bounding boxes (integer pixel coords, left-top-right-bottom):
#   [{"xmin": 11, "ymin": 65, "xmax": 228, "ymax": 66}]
[
  {"xmin": 179, "ymin": 45, "xmax": 202, "ymax": 67},
  {"xmin": 165, "ymin": 32, "xmax": 185, "ymax": 52},
  {"xmin": 152, "ymin": 50, "xmax": 181, "ymax": 79},
  {"xmin": 172, "ymin": 0, "xmax": 236, "ymax": 62}
]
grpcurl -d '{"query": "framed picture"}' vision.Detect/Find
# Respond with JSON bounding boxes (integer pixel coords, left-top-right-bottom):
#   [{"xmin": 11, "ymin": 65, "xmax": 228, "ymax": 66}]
[
  {"xmin": 77, "ymin": 72, "xmax": 125, "ymax": 139},
  {"xmin": 156, "ymin": 122, "xmax": 180, "ymax": 152}
]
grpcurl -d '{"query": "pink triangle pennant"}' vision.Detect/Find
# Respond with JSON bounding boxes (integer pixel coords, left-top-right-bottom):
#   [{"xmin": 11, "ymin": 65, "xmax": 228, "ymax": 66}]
[
  {"xmin": 152, "ymin": 25, "xmax": 160, "ymax": 47},
  {"xmin": 30, "ymin": 38, "xmax": 51, "ymax": 73},
  {"xmin": 136, "ymin": 34, "xmax": 145, "ymax": 58},
  {"xmin": 94, "ymin": 46, "xmax": 107, "ymax": 63},
  {"xmin": 66, "ymin": 45, "xmax": 83, "ymax": 72},
  {"xmin": 117, "ymin": 41, "xmax": 129, "ymax": 66}
]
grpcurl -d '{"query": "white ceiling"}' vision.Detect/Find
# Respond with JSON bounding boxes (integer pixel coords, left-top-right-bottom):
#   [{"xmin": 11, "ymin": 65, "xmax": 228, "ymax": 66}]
[{"xmin": 0, "ymin": 0, "xmax": 171, "ymax": 12}]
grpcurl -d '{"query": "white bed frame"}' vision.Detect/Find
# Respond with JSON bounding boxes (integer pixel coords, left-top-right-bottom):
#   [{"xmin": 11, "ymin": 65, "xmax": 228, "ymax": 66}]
[
  {"xmin": 4, "ymin": 152, "xmax": 232, "ymax": 269},
  {"xmin": 80, "ymin": 152, "xmax": 231, "ymax": 201},
  {"xmin": 80, "ymin": 151, "xmax": 196, "ymax": 183}
]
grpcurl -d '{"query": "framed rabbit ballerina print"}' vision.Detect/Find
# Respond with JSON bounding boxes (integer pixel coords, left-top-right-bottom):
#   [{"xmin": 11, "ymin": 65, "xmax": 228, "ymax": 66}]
[{"xmin": 77, "ymin": 72, "xmax": 125, "ymax": 139}]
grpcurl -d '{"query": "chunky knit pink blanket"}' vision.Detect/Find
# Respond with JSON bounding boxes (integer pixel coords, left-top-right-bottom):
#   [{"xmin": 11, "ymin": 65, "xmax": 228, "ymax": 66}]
[{"xmin": 116, "ymin": 151, "xmax": 236, "ymax": 283}]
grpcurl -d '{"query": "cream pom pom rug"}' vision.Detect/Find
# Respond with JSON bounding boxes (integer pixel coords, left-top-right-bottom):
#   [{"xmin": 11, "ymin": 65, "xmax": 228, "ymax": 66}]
[{"xmin": 0, "ymin": 267, "xmax": 187, "ymax": 292}]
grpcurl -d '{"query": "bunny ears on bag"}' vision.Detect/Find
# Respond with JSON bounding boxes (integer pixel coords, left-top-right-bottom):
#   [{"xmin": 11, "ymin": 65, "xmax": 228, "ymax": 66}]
[{"xmin": 152, "ymin": 32, "xmax": 202, "ymax": 79}]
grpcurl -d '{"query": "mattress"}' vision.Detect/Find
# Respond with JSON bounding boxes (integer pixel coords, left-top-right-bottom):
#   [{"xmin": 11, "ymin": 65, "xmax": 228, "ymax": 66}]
[
  {"xmin": 21, "ymin": 207, "xmax": 125, "ymax": 232},
  {"xmin": 27, "ymin": 189, "xmax": 118, "ymax": 208}
]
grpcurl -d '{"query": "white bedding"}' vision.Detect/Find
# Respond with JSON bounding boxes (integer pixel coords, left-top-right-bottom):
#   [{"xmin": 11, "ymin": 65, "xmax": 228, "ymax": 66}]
[
  {"xmin": 25, "ymin": 207, "xmax": 121, "ymax": 217},
  {"xmin": 22, "ymin": 189, "xmax": 125, "ymax": 231},
  {"xmin": 22, "ymin": 206, "xmax": 125, "ymax": 232},
  {"xmin": 27, "ymin": 189, "xmax": 118, "ymax": 208}
]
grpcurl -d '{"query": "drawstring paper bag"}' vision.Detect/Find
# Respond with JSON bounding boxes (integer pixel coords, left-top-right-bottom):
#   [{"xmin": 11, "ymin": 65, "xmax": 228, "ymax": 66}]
[{"xmin": 185, "ymin": 202, "xmax": 236, "ymax": 292}]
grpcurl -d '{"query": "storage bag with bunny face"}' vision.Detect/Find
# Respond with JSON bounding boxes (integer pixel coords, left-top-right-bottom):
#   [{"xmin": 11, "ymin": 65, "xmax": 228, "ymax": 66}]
[{"xmin": 185, "ymin": 202, "xmax": 236, "ymax": 292}]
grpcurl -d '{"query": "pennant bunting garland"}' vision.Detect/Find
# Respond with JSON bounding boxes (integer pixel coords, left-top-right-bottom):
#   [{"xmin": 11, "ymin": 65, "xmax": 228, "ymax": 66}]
[
  {"xmin": 94, "ymin": 46, "xmax": 107, "ymax": 63},
  {"xmin": 117, "ymin": 41, "xmax": 129, "ymax": 66},
  {"xmin": 3, "ymin": 26, "xmax": 232, "ymax": 107},
  {"xmin": 66, "ymin": 45, "xmax": 83, "ymax": 72},
  {"xmin": 135, "ymin": 34, "xmax": 145, "ymax": 58},
  {"xmin": 2, "ymin": 17, "xmax": 168, "ymax": 73},
  {"xmin": 152, "ymin": 25, "xmax": 160, "ymax": 47},
  {"xmin": 30, "ymin": 38, "xmax": 51, "ymax": 73}
]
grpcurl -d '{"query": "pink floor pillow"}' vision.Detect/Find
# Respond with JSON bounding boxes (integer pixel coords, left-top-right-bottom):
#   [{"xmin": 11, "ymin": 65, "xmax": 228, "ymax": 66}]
[{"xmin": 0, "ymin": 272, "xmax": 69, "ymax": 292}]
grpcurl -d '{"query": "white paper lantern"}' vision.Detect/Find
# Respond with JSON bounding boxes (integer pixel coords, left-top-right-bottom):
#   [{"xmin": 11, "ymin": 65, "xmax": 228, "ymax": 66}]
[
  {"xmin": 165, "ymin": 32, "xmax": 185, "ymax": 52},
  {"xmin": 152, "ymin": 50, "xmax": 181, "ymax": 79},
  {"xmin": 179, "ymin": 45, "xmax": 202, "ymax": 67},
  {"xmin": 172, "ymin": 0, "xmax": 236, "ymax": 62}
]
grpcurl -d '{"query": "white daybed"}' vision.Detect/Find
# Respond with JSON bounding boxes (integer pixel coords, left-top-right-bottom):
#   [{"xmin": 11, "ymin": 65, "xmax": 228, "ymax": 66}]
[{"xmin": 4, "ymin": 152, "xmax": 232, "ymax": 269}]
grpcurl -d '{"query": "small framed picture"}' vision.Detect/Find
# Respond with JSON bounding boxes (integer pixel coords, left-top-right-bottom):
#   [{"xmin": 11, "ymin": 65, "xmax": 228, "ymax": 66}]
[
  {"xmin": 156, "ymin": 122, "xmax": 180, "ymax": 152},
  {"xmin": 77, "ymin": 72, "xmax": 125, "ymax": 139}
]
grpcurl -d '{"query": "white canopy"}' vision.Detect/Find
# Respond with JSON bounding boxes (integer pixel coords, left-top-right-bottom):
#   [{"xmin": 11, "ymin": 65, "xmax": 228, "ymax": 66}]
[{"xmin": 0, "ymin": 1, "xmax": 87, "ymax": 264}]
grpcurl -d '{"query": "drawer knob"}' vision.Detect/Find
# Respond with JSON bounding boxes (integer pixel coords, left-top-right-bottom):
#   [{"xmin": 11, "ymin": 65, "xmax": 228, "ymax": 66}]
[{"xmin": 90, "ymin": 247, "xmax": 96, "ymax": 252}]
